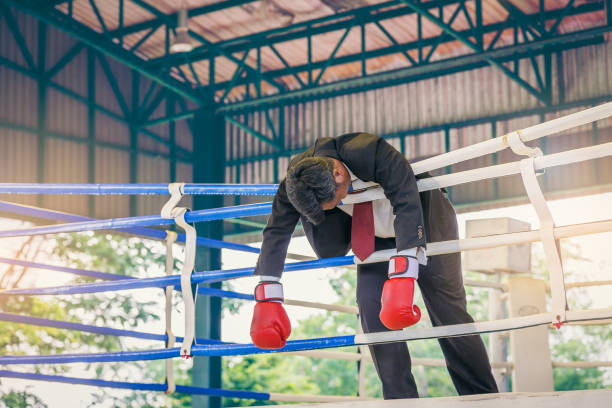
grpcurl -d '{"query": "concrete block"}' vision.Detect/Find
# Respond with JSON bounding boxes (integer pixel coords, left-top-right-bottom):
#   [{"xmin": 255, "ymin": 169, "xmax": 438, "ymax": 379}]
[{"xmin": 465, "ymin": 218, "xmax": 531, "ymax": 274}]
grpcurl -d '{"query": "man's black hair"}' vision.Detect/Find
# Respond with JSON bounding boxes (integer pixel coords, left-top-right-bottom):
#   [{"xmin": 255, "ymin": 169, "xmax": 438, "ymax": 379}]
[{"xmin": 285, "ymin": 156, "xmax": 336, "ymax": 225}]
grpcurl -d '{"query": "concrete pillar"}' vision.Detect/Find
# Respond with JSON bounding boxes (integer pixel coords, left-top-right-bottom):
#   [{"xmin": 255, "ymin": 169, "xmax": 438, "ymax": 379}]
[
  {"xmin": 508, "ymin": 277, "xmax": 554, "ymax": 392},
  {"xmin": 488, "ymin": 273, "xmax": 509, "ymax": 392},
  {"xmin": 465, "ymin": 217, "xmax": 532, "ymax": 392}
]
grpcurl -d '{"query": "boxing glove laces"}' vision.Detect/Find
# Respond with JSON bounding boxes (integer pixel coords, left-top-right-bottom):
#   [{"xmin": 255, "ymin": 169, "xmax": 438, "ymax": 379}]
[
  {"xmin": 379, "ymin": 255, "xmax": 422, "ymax": 330},
  {"xmin": 250, "ymin": 281, "xmax": 291, "ymax": 349}
]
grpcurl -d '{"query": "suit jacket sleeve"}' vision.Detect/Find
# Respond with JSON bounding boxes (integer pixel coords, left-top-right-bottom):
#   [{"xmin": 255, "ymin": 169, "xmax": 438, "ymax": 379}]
[
  {"xmin": 254, "ymin": 178, "xmax": 301, "ymax": 278},
  {"xmin": 340, "ymin": 133, "xmax": 426, "ymax": 250}
]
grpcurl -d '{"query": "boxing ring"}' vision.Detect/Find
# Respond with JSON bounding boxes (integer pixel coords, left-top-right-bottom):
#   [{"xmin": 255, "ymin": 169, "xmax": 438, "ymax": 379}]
[{"xmin": 1, "ymin": 102, "xmax": 611, "ymax": 403}]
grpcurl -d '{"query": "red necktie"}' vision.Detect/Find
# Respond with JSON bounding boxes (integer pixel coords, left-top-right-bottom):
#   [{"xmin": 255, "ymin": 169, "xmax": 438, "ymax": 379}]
[{"xmin": 351, "ymin": 201, "xmax": 375, "ymax": 261}]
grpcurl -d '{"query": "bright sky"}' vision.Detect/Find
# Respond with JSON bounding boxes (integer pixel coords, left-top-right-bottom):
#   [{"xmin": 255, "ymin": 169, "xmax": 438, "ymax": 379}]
[{"xmin": 1, "ymin": 192, "xmax": 611, "ymax": 407}]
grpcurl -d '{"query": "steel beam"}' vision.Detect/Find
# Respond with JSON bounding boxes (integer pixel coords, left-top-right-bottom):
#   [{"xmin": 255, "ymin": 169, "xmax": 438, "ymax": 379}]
[
  {"xmin": 226, "ymin": 93, "xmax": 612, "ymax": 165},
  {"xmin": 97, "ymin": 53, "xmax": 131, "ymax": 118},
  {"xmin": 153, "ymin": 0, "xmax": 598, "ymax": 68},
  {"xmin": 87, "ymin": 47, "xmax": 96, "ymax": 216},
  {"xmin": 128, "ymin": 22, "xmax": 161, "ymax": 53},
  {"xmin": 141, "ymin": 110, "xmax": 195, "ymax": 128},
  {"xmin": 129, "ymin": 71, "xmax": 139, "ymax": 216},
  {"xmin": 130, "ymin": 0, "xmax": 284, "ymax": 92},
  {"xmin": 314, "ymin": 23, "xmax": 355, "ymax": 86},
  {"xmin": 399, "ymin": 0, "xmax": 546, "ymax": 103},
  {"xmin": 208, "ymin": 2, "xmax": 601, "ymax": 102},
  {"xmin": 1, "ymin": 0, "xmax": 203, "ymax": 104},
  {"xmin": 146, "ymin": 31, "xmax": 602, "ymax": 123},
  {"xmin": 224, "ymin": 116, "xmax": 282, "ymax": 150},
  {"xmin": 36, "ymin": 20, "xmax": 47, "ymax": 207},
  {"xmin": 87, "ymin": 0, "xmax": 108, "ymax": 36},
  {"xmin": 218, "ymin": 26, "xmax": 608, "ymax": 113},
  {"xmin": 0, "ymin": 120, "xmax": 190, "ymax": 162},
  {"xmin": 548, "ymin": 0, "xmax": 576, "ymax": 35},
  {"xmin": 45, "ymin": 41, "xmax": 84, "ymax": 79},
  {"xmin": 109, "ymin": 0, "xmax": 258, "ymax": 38},
  {"xmin": 497, "ymin": 0, "xmax": 544, "ymax": 38},
  {"xmin": 0, "ymin": 3, "xmax": 36, "ymax": 70},
  {"xmin": 149, "ymin": 0, "xmax": 452, "ymax": 68}
]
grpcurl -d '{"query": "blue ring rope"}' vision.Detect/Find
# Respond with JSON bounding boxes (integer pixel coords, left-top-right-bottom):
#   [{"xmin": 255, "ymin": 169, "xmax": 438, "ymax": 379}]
[
  {"xmin": 0, "ymin": 257, "xmax": 133, "ymax": 281},
  {"xmin": 1, "ymin": 256, "xmax": 355, "ymax": 296},
  {"xmin": 0, "ymin": 201, "xmax": 259, "ymax": 253},
  {"xmin": 0, "ymin": 183, "xmax": 279, "ymax": 196},
  {"xmin": 0, "ymin": 370, "xmax": 270, "ymax": 400},
  {"xmin": 197, "ymin": 287, "xmax": 254, "ymax": 301},
  {"xmin": 0, "ymin": 202, "xmax": 272, "ymax": 238},
  {"xmin": 0, "ymin": 257, "xmax": 257, "ymax": 301},
  {"xmin": 0, "ymin": 312, "xmax": 229, "ymax": 345},
  {"xmin": 0, "ymin": 335, "xmax": 357, "ymax": 364}
]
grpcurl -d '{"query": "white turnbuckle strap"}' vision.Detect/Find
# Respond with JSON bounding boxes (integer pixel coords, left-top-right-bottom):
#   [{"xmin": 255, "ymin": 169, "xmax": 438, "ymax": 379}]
[
  {"xmin": 164, "ymin": 230, "xmax": 177, "ymax": 393},
  {"xmin": 506, "ymin": 132, "xmax": 567, "ymax": 327},
  {"xmin": 161, "ymin": 183, "xmax": 186, "ymax": 219},
  {"xmin": 504, "ymin": 130, "xmax": 543, "ymax": 158},
  {"xmin": 175, "ymin": 208, "xmax": 197, "ymax": 357},
  {"xmin": 519, "ymin": 157, "xmax": 568, "ymax": 328},
  {"xmin": 161, "ymin": 183, "xmax": 197, "ymax": 358}
]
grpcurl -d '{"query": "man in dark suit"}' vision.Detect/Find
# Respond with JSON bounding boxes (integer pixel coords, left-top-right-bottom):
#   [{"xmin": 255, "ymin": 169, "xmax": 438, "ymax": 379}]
[{"xmin": 249, "ymin": 132, "xmax": 498, "ymax": 398}]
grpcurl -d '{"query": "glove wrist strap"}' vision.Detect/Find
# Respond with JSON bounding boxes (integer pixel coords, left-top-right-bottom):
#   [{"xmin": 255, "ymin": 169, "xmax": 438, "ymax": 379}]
[
  {"xmin": 388, "ymin": 255, "xmax": 419, "ymax": 279},
  {"xmin": 254, "ymin": 281, "xmax": 284, "ymax": 302}
]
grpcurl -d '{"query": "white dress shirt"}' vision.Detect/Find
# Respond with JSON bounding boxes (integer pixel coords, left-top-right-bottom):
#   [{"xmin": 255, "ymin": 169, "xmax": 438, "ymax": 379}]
[{"xmin": 338, "ymin": 163, "xmax": 427, "ymax": 265}]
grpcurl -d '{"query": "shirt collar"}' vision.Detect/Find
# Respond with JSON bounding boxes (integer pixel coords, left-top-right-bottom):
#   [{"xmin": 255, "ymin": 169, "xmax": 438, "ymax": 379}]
[{"xmin": 340, "ymin": 162, "xmax": 358, "ymax": 193}]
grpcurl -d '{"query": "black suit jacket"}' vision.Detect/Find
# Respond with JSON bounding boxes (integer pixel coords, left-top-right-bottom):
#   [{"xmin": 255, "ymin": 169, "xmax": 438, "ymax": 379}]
[{"xmin": 255, "ymin": 133, "xmax": 426, "ymax": 278}]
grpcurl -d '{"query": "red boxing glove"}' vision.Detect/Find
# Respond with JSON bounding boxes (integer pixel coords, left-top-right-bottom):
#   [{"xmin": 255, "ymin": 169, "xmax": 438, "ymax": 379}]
[
  {"xmin": 250, "ymin": 281, "xmax": 291, "ymax": 349},
  {"xmin": 379, "ymin": 255, "xmax": 421, "ymax": 330}
]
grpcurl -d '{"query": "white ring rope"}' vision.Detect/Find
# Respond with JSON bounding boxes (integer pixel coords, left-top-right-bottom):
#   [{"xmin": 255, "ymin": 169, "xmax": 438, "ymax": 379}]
[
  {"xmin": 354, "ymin": 307, "xmax": 612, "ymax": 346},
  {"xmin": 357, "ymin": 219, "xmax": 612, "ymax": 264},
  {"xmin": 411, "ymin": 102, "xmax": 612, "ymax": 175},
  {"xmin": 416, "ymin": 140, "xmax": 612, "ymax": 192}
]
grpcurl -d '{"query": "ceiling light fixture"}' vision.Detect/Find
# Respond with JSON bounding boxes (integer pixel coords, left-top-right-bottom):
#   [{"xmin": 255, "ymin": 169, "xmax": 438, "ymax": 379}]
[{"xmin": 170, "ymin": 8, "xmax": 193, "ymax": 53}]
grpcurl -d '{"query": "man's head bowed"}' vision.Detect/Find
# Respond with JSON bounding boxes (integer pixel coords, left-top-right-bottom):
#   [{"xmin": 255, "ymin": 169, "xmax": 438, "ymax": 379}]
[{"xmin": 285, "ymin": 157, "xmax": 336, "ymax": 225}]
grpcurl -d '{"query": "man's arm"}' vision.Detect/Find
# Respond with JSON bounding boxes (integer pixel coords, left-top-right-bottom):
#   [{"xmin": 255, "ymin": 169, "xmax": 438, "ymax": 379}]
[
  {"xmin": 340, "ymin": 133, "xmax": 426, "ymax": 251},
  {"xmin": 370, "ymin": 135, "xmax": 426, "ymax": 330},
  {"xmin": 374, "ymin": 137, "xmax": 427, "ymax": 251},
  {"xmin": 254, "ymin": 179, "xmax": 301, "ymax": 278},
  {"xmin": 251, "ymin": 179, "xmax": 299, "ymax": 349}
]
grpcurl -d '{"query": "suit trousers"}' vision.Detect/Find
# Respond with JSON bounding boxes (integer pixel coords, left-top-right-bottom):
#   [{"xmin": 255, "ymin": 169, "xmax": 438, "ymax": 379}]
[{"xmin": 301, "ymin": 189, "xmax": 499, "ymax": 399}]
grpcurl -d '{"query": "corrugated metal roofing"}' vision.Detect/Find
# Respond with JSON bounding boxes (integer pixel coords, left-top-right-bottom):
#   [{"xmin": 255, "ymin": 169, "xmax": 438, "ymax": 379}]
[{"xmin": 54, "ymin": 0, "xmax": 608, "ymax": 101}]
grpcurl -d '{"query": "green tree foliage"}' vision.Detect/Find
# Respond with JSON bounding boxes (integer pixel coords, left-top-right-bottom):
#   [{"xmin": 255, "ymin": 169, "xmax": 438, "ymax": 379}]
[
  {"xmin": 0, "ymin": 231, "xmax": 174, "ymax": 407},
  {"xmin": 0, "ymin": 389, "xmax": 47, "ymax": 408}
]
